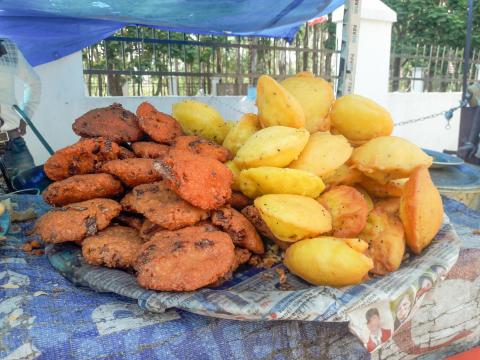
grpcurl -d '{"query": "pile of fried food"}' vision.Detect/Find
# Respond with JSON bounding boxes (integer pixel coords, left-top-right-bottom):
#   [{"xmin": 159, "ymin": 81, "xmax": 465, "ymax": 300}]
[{"xmin": 33, "ymin": 72, "xmax": 443, "ymax": 291}]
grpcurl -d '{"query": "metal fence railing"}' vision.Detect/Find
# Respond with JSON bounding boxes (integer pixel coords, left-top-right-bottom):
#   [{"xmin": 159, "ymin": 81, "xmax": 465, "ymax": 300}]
[
  {"xmin": 390, "ymin": 44, "xmax": 480, "ymax": 92},
  {"xmin": 82, "ymin": 23, "xmax": 339, "ymax": 97}
]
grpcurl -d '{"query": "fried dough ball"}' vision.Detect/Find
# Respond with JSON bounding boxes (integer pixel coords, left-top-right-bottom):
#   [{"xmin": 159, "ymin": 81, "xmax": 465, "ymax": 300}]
[
  {"xmin": 228, "ymin": 191, "xmax": 252, "ymax": 210},
  {"xmin": 289, "ymin": 132, "xmax": 352, "ymax": 177},
  {"xmin": 322, "ymin": 164, "xmax": 362, "ymax": 188},
  {"xmin": 43, "ymin": 174, "xmax": 123, "ymax": 206},
  {"xmin": 155, "ymin": 149, "xmax": 233, "ymax": 210},
  {"xmin": 359, "ymin": 176, "xmax": 408, "ymax": 198},
  {"xmin": 34, "ymin": 199, "xmax": 121, "ymax": 243},
  {"xmin": 72, "ymin": 103, "xmax": 144, "ymax": 143},
  {"xmin": 121, "ymin": 182, "xmax": 208, "ymax": 230},
  {"xmin": 135, "ymin": 225, "xmax": 235, "ymax": 291},
  {"xmin": 350, "ymin": 136, "xmax": 433, "ymax": 183},
  {"xmin": 284, "ymin": 237, "xmax": 373, "ymax": 287},
  {"xmin": 82, "ymin": 225, "xmax": 143, "ymax": 269},
  {"xmin": 211, "ymin": 207, "xmax": 264, "ymax": 254},
  {"xmin": 44, "ymin": 138, "xmax": 121, "ymax": 181},
  {"xmin": 374, "ymin": 198, "xmax": 401, "ymax": 215},
  {"xmin": 400, "ymin": 167, "xmax": 443, "ymax": 254},
  {"xmin": 222, "ymin": 113, "xmax": 260, "ymax": 156},
  {"xmin": 317, "ymin": 185, "xmax": 369, "ymax": 238},
  {"xmin": 131, "ymin": 142, "xmax": 170, "ymax": 159},
  {"xmin": 241, "ymin": 205, "xmax": 291, "ymax": 250},
  {"xmin": 112, "ymin": 213, "xmax": 144, "ymax": 231},
  {"xmin": 170, "ymin": 135, "xmax": 231, "ymax": 162},
  {"xmin": 330, "ymin": 94, "xmax": 393, "ymax": 143},
  {"xmin": 360, "ymin": 208, "xmax": 405, "ymax": 275},
  {"xmin": 101, "ymin": 158, "xmax": 164, "ymax": 187},
  {"xmin": 136, "ymin": 101, "xmax": 184, "ymax": 143}
]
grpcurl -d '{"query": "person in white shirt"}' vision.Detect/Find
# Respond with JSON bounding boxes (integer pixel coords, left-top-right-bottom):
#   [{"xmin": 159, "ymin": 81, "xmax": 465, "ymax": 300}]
[{"xmin": 0, "ymin": 38, "xmax": 41, "ymax": 179}]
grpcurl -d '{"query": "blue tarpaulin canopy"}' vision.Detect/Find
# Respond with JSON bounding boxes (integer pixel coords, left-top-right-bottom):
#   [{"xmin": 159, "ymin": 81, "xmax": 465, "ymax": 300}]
[{"xmin": 0, "ymin": 0, "xmax": 343, "ymax": 66}]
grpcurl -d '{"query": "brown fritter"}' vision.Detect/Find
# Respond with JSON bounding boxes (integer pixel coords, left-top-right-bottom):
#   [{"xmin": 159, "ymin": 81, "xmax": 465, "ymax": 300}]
[
  {"xmin": 241, "ymin": 205, "xmax": 291, "ymax": 250},
  {"xmin": 211, "ymin": 207, "xmax": 264, "ymax": 254},
  {"xmin": 34, "ymin": 199, "xmax": 121, "ymax": 243},
  {"xmin": 171, "ymin": 135, "xmax": 231, "ymax": 162},
  {"xmin": 155, "ymin": 149, "xmax": 233, "ymax": 210},
  {"xmin": 112, "ymin": 213, "xmax": 144, "ymax": 231},
  {"xmin": 139, "ymin": 219, "xmax": 163, "ymax": 242},
  {"xmin": 101, "ymin": 158, "xmax": 163, "ymax": 187},
  {"xmin": 82, "ymin": 225, "xmax": 143, "ymax": 268},
  {"xmin": 136, "ymin": 102, "xmax": 184, "ymax": 143},
  {"xmin": 118, "ymin": 146, "xmax": 137, "ymax": 159},
  {"xmin": 131, "ymin": 142, "xmax": 170, "ymax": 159},
  {"xmin": 121, "ymin": 182, "xmax": 208, "ymax": 230},
  {"xmin": 209, "ymin": 247, "xmax": 251, "ymax": 287},
  {"xmin": 43, "ymin": 173, "xmax": 123, "ymax": 206},
  {"xmin": 72, "ymin": 103, "xmax": 144, "ymax": 142},
  {"xmin": 228, "ymin": 191, "xmax": 252, "ymax": 210},
  {"xmin": 44, "ymin": 138, "xmax": 121, "ymax": 181},
  {"xmin": 135, "ymin": 225, "xmax": 235, "ymax": 291}
]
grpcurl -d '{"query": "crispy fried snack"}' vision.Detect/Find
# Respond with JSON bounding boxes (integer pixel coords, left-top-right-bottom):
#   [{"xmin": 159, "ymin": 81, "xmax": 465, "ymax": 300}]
[
  {"xmin": 131, "ymin": 142, "xmax": 170, "ymax": 159},
  {"xmin": 171, "ymin": 135, "xmax": 231, "ymax": 162},
  {"xmin": 112, "ymin": 213, "xmax": 144, "ymax": 231},
  {"xmin": 34, "ymin": 199, "xmax": 121, "ymax": 243},
  {"xmin": 322, "ymin": 164, "xmax": 362, "ymax": 187},
  {"xmin": 374, "ymin": 197, "xmax": 400, "ymax": 215},
  {"xmin": 400, "ymin": 166, "xmax": 443, "ymax": 254},
  {"xmin": 209, "ymin": 247, "xmax": 251, "ymax": 287},
  {"xmin": 118, "ymin": 146, "xmax": 136, "ymax": 159},
  {"xmin": 241, "ymin": 205, "xmax": 291, "ymax": 250},
  {"xmin": 72, "ymin": 103, "xmax": 144, "ymax": 143},
  {"xmin": 136, "ymin": 102, "xmax": 184, "ymax": 143},
  {"xmin": 121, "ymin": 182, "xmax": 208, "ymax": 230},
  {"xmin": 139, "ymin": 219, "xmax": 164, "ymax": 241},
  {"xmin": 101, "ymin": 158, "xmax": 163, "ymax": 187},
  {"xmin": 155, "ymin": 149, "xmax": 233, "ymax": 210},
  {"xmin": 82, "ymin": 225, "xmax": 143, "ymax": 268},
  {"xmin": 359, "ymin": 176, "xmax": 407, "ymax": 198},
  {"xmin": 43, "ymin": 173, "xmax": 123, "ymax": 206},
  {"xmin": 135, "ymin": 225, "xmax": 235, "ymax": 291},
  {"xmin": 211, "ymin": 207, "xmax": 264, "ymax": 254},
  {"xmin": 317, "ymin": 185, "xmax": 369, "ymax": 238},
  {"xmin": 44, "ymin": 138, "xmax": 121, "ymax": 181},
  {"xmin": 360, "ymin": 208, "xmax": 405, "ymax": 275},
  {"xmin": 222, "ymin": 113, "xmax": 260, "ymax": 156},
  {"xmin": 228, "ymin": 191, "xmax": 252, "ymax": 210}
]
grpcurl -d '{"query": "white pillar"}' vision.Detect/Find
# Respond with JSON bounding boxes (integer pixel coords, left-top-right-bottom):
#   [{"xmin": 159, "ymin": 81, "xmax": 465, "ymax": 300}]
[
  {"xmin": 411, "ymin": 67, "xmax": 424, "ymax": 93},
  {"xmin": 333, "ymin": 0, "xmax": 397, "ymax": 106}
]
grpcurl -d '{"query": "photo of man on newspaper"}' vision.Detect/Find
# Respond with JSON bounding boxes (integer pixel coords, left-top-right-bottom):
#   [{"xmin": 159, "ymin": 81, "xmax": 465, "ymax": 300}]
[
  {"xmin": 365, "ymin": 307, "xmax": 392, "ymax": 352},
  {"xmin": 391, "ymin": 290, "xmax": 415, "ymax": 330}
]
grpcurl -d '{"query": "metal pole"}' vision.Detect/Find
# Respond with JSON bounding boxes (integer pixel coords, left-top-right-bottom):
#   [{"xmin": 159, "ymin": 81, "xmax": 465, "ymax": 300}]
[
  {"xmin": 462, "ymin": 0, "xmax": 474, "ymax": 101},
  {"xmin": 12, "ymin": 105, "xmax": 54, "ymax": 155}
]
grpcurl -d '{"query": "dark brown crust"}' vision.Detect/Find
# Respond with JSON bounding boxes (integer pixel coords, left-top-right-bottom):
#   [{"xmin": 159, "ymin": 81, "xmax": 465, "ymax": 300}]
[
  {"xmin": 112, "ymin": 213, "xmax": 144, "ymax": 231},
  {"xmin": 72, "ymin": 103, "xmax": 144, "ymax": 143},
  {"xmin": 241, "ymin": 205, "xmax": 291, "ymax": 250},
  {"xmin": 171, "ymin": 135, "xmax": 231, "ymax": 162},
  {"xmin": 135, "ymin": 225, "xmax": 235, "ymax": 291},
  {"xmin": 139, "ymin": 219, "xmax": 164, "ymax": 242},
  {"xmin": 43, "ymin": 174, "xmax": 124, "ymax": 206},
  {"xmin": 120, "ymin": 182, "xmax": 208, "ymax": 230},
  {"xmin": 82, "ymin": 225, "xmax": 143, "ymax": 268},
  {"xmin": 155, "ymin": 149, "xmax": 233, "ymax": 210},
  {"xmin": 101, "ymin": 158, "xmax": 163, "ymax": 187},
  {"xmin": 131, "ymin": 142, "xmax": 170, "ymax": 159},
  {"xmin": 34, "ymin": 198, "xmax": 121, "ymax": 243},
  {"xmin": 118, "ymin": 146, "xmax": 137, "ymax": 159},
  {"xmin": 211, "ymin": 207, "xmax": 264, "ymax": 254},
  {"xmin": 136, "ymin": 102, "xmax": 184, "ymax": 143},
  {"xmin": 228, "ymin": 191, "xmax": 252, "ymax": 211},
  {"xmin": 209, "ymin": 247, "xmax": 251, "ymax": 287},
  {"xmin": 44, "ymin": 138, "xmax": 121, "ymax": 181}
]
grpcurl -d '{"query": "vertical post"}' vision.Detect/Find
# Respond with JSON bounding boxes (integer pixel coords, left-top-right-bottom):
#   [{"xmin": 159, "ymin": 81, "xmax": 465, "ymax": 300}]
[
  {"xmin": 333, "ymin": 0, "xmax": 397, "ymax": 105},
  {"xmin": 462, "ymin": 0, "xmax": 474, "ymax": 101}
]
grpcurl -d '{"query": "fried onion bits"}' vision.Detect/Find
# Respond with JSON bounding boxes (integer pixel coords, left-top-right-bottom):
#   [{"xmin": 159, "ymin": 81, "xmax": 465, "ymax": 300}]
[{"xmin": 154, "ymin": 149, "xmax": 233, "ymax": 210}]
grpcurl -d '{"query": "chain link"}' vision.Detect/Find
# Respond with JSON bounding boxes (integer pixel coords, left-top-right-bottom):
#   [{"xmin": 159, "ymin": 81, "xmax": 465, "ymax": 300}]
[{"xmin": 394, "ymin": 100, "xmax": 467, "ymax": 128}]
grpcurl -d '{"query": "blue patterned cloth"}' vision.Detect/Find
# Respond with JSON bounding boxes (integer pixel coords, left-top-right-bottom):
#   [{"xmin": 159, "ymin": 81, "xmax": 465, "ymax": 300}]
[{"xmin": 0, "ymin": 195, "xmax": 478, "ymax": 359}]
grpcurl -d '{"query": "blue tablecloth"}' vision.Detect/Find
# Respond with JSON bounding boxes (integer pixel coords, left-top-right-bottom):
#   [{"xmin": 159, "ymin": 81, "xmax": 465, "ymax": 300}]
[{"xmin": 1, "ymin": 195, "xmax": 479, "ymax": 360}]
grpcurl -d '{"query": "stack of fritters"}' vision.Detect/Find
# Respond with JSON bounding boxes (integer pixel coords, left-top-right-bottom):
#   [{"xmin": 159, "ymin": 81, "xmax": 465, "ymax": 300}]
[{"xmin": 35, "ymin": 102, "xmax": 264, "ymax": 291}]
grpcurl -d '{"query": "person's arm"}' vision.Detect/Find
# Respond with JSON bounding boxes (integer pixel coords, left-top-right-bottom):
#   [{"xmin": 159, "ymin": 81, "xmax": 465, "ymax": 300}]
[{"xmin": 15, "ymin": 45, "xmax": 41, "ymax": 119}]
